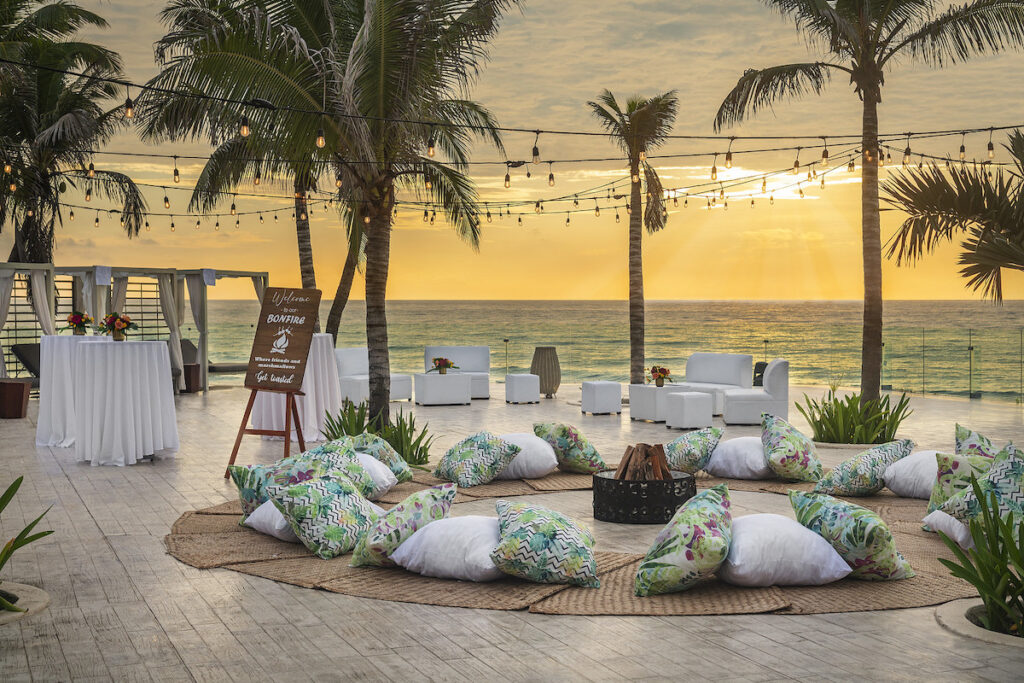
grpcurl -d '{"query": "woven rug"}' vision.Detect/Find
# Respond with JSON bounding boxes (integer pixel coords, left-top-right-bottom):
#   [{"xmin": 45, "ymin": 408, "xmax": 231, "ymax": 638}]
[
  {"xmin": 410, "ymin": 469, "xmax": 593, "ymax": 498},
  {"xmin": 194, "ymin": 499, "xmax": 244, "ymax": 515}
]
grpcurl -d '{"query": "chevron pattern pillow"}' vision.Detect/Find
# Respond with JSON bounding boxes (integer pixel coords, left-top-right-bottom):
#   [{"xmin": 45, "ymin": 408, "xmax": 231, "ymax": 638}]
[
  {"xmin": 941, "ymin": 449, "xmax": 1024, "ymax": 524},
  {"xmin": 266, "ymin": 474, "xmax": 379, "ymax": 559},
  {"xmin": 301, "ymin": 440, "xmax": 385, "ymax": 499},
  {"xmin": 814, "ymin": 439, "xmax": 915, "ymax": 496},
  {"xmin": 664, "ymin": 427, "xmax": 723, "ymax": 473},
  {"xmin": 433, "ymin": 432, "xmax": 520, "ymax": 487},
  {"xmin": 761, "ymin": 415, "xmax": 823, "ymax": 482},
  {"xmin": 346, "ymin": 432, "xmax": 413, "ymax": 483},
  {"xmin": 227, "ymin": 457, "xmax": 331, "ymax": 519},
  {"xmin": 350, "ymin": 484, "xmax": 457, "ymax": 568},
  {"xmin": 489, "ymin": 500, "xmax": 599, "ymax": 587},
  {"xmin": 532, "ymin": 422, "xmax": 606, "ymax": 473}
]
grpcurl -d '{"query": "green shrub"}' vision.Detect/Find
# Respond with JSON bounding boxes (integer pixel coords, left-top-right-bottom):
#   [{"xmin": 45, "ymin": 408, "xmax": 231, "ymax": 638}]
[
  {"xmin": 795, "ymin": 390, "xmax": 911, "ymax": 444},
  {"xmin": 1, "ymin": 476, "xmax": 54, "ymax": 612},
  {"xmin": 938, "ymin": 478, "xmax": 1024, "ymax": 637},
  {"xmin": 323, "ymin": 400, "xmax": 434, "ymax": 468}
]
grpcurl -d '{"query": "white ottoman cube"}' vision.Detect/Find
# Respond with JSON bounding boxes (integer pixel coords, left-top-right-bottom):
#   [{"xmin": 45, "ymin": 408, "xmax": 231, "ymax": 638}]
[
  {"xmin": 628, "ymin": 384, "xmax": 678, "ymax": 422},
  {"xmin": 665, "ymin": 392, "xmax": 713, "ymax": 430},
  {"xmin": 581, "ymin": 381, "xmax": 621, "ymax": 415},
  {"xmin": 414, "ymin": 373, "xmax": 472, "ymax": 406},
  {"xmin": 505, "ymin": 374, "xmax": 540, "ymax": 404}
]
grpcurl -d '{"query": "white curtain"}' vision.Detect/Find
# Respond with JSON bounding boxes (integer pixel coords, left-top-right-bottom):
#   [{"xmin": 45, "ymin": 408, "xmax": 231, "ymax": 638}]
[
  {"xmin": 71, "ymin": 273, "xmax": 97, "ymax": 322},
  {"xmin": 0, "ymin": 273, "xmax": 14, "ymax": 378},
  {"xmin": 29, "ymin": 270, "xmax": 56, "ymax": 335},
  {"xmin": 158, "ymin": 273, "xmax": 185, "ymax": 391},
  {"xmin": 185, "ymin": 274, "xmax": 208, "ymax": 390},
  {"xmin": 111, "ymin": 276, "xmax": 129, "ymax": 313},
  {"xmin": 251, "ymin": 275, "xmax": 267, "ymax": 302}
]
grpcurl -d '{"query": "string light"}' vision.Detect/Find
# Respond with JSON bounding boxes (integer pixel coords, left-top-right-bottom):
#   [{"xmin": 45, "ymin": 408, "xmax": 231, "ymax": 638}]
[
  {"xmin": 725, "ymin": 139, "xmax": 733, "ymax": 169},
  {"xmin": 87, "ymin": 162, "xmax": 95, "ymax": 178},
  {"xmin": 163, "ymin": 189, "xmax": 170, "ymax": 209},
  {"xmin": 239, "ymin": 116, "xmax": 250, "ymax": 138},
  {"xmin": 878, "ymin": 147, "xmax": 885, "ymax": 167},
  {"xmin": 517, "ymin": 216, "xmax": 522, "ymax": 226},
  {"xmin": 769, "ymin": 193, "xmax": 774, "ymax": 205},
  {"xmin": 254, "ymin": 168, "xmax": 261, "ymax": 186},
  {"xmin": 2, "ymin": 160, "xmax": 10, "ymax": 174},
  {"xmin": 274, "ymin": 213, "xmax": 278, "ymax": 223},
  {"xmin": 94, "ymin": 211, "xmax": 99, "ymax": 228},
  {"xmin": 195, "ymin": 218, "xmax": 200, "ymax": 230},
  {"xmin": 710, "ymin": 153, "xmax": 718, "ymax": 181},
  {"xmin": 547, "ymin": 162, "xmax": 555, "ymax": 187},
  {"xmin": 235, "ymin": 218, "xmax": 239, "ymax": 229},
  {"xmin": 615, "ymin": 210, "xmax": 620, "ymax": 223},
  {"xmin": 848, "ymin": 158, "xmax": 855, "ymax": 172},
  {"xmin": 215, "ymin": 220, "xmax": 220, "ymax": 231},
  {"xmin": 145, "ymin": 220, "xmax": 150, "ymax": 232},
  {"xmin": 84, "ymin": 185, "xmax": 91, "ymax": 201},
  {"xmin": 798, "ymin": 183, "xmax": 805, "ymax": 199},
  {"xmin": 422, "ymin": 209, "xmax": 429, "ymax": 222},
  {"xmin": 69, "ymin": 209, "xmax": 74, "ymax": 221},
  {"xmin": 820, "ymin": 175, "xmax": 825, "ymax": 189},
  {"xmin": 486, "ymin": 208, "xmax": 492, "ymax": 223},
  {"xmin": 988, "ymin": 129, "xmax": 995, "ymax": 159},
  {"xmin": 259, "ymin": 212, "xmax": 264, "ymax": 224},
  {"xmin": 750, "ymin": 198, "xmax": 755, "ymax": 208},
  {"xmin": 902, "ymin": 135, "xmax": 911, "ymax": 167},
  {"xmin": 172, "ymin": 156, "xmax": 180, "ymax": 183},
  {"xmin": 230, "ymin": 197, "xmax": 237, "ymax": 215},
  {"xmin": 532, "ymin": 132, "xmax": 541, "ymax": 164},
  {"xmin": 534, "ymin": 201, "xmax": 541, "ymax": 214},
  {"xmin": 504, "ymin": 165, "xmax": 511, "ymax": 189},
  {"xmin": 170, "ymin": 215, "xmax": 175, "ymax": 232},
  {"xmin": 761, "ymin": 176, "xmax": 767, "ymax": 193},
  {"xmin": 593, "ymin": 199, "xmax": 600, "ymax": 217},
  {"xmin": 124, "ymin": 88, "xmax": 134, "ymax": 119},
  {"xmin": 792, "ymin": 148, "xmax": 800, "ymax": 174},
  {"xmin": 565, "ymin": 212, "xmax": 570, "ymax": 226},
  {"xmin": 959, "ymin": 133, "xmax": 966, "ymax": 161},
  {"xmin": 821, "ymin": 138, "xmax": 829, "ymax": 164},
  {"xmin": 315, "ymin": 128, "xmax": 326, "ymax": 148}
]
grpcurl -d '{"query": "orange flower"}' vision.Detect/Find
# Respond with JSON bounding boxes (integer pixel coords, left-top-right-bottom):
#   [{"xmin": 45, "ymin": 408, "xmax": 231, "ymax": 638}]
[{"xmin": 114, "ymin": 320, "xmax": 126, "ymax": 330}]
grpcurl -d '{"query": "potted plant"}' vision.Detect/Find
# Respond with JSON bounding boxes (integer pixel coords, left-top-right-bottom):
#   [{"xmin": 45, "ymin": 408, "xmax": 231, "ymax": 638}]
[
  {"xmin": 428, "ymin": 357, "xmax": 459, "ymax": 375},
  {"xmin": 97, "ymin": 312, "xmax": 138, "ymax": 341},
  {"xmin": 62, "ymin": 311, "xmax": 93, "ymax": 336},
  {"xmin": 1, "ymin": 477, "xmax": 54, "ymax": 612},
  {"xmin": 648, "ymin": 366, "xmax": 672, "ymax": 388}
]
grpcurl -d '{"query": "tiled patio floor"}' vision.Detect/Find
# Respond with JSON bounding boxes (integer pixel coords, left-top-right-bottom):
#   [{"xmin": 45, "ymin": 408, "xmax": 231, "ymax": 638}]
[{"xmin": 1, "ymin": 383, "xmax": 1023, "ymax": 682}]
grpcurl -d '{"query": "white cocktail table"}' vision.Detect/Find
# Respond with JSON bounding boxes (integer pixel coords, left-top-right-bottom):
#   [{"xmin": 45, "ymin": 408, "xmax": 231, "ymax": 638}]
[
  {"xmin": 414, "ymin": 373, "xmax": 472, "ymax": 406},
  {"xmin": 628, "ymin": 384, "xmax": 681, "ymax": 422},
  {"xmin": 36, "ymin": 334, "xmax": 111, "ymax": 447}
]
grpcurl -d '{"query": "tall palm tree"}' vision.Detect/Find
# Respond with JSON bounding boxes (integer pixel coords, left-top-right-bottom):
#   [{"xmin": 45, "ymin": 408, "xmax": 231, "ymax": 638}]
[
  {"xmin": 714, "ymin": 0, "xmax": 1024, "ymax": 401},
  {"xmin": 884, "ymin": 129, "xmax": 1024, "ymax": 301},
  {"xmin": 0, "ymin": 0, "xmax": 144, "ymax": 263},
  {"xmin": 588, "ymin": 90, "xmax": 675, "ymax": 385}
]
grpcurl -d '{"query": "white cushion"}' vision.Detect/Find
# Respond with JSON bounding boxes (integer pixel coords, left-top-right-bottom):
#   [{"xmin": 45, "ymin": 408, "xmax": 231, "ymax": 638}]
[
  {"xmin": 884, "ymin": 449, "xmax": 940, "ymax": 499},
  {"xmin": 423, "ymin": 346, "xmax": 490, "ymax": 374},
  {"xmin": 922, "ymin": 510, "xmax": 974, "ymax": 550},
  {"xmin": 390, "ymin": 516, "xmax": 504, "ymax": 582},
  {"xmin": 495, "ymin": 433, "xmax": 558, "ymax": 479},
  {"xmin": 718, "ymin": 514, "xmax": 851, "ymax": 586},
  {"xmin": 705, "ymin": 437, "xmax": 773, "ymax": 479},
  {"xmin": 355, "ymin": 452, "xmax": 398, "ymax": 499},
  {"xmin": 242, "ymin": 500, "xmax": 301, "ymax": 543},
  {"xmin": 685, "ymin": 352, "xmax": 753, "ymax": 387}
]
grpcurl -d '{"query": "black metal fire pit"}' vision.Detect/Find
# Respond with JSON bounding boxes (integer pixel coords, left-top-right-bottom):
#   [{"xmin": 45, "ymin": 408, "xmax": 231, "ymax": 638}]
[{"xmin": 592, "ymin": 471, "xmax": 696, "ymax": 524}]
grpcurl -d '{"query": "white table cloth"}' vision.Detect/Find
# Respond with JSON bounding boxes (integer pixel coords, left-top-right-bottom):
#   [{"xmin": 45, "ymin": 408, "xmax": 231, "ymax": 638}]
[
  {"xmin": 251, "ymin": 333, "xmax": 342, "ymax": 442},
  {"xmin": 414, "ymin": 372, "xmax": 472, "ymax": 405},
  {"xmin": 36, "ymin": 334, "xmax": 111, "ymax": 447},
  {"xmin": 73, "ymin": 341, "xmax": 179, "ymax": 466}
]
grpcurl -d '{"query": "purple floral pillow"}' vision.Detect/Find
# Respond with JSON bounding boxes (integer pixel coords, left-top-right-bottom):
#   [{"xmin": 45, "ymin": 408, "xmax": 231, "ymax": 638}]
[{"xmin": 350, "ymin": 484, "xmax": 457, "ymax": 567}]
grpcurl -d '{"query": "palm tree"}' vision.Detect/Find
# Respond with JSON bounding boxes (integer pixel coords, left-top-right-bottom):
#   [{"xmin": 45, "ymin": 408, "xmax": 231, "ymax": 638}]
[
  {"xmin": 714, "ymin": 0, "xmax": 1024, "ymax": 401},
  {"xmin": 588, "ymin": 90, "xmax": 675, "ymax": 385},
  {"xmin": 884, "ymin": 130, "xmax": 1024, "ymax": 301},
  {"xmin": 0, "ymin": 0, "xmax": 144, "ymax": 263}
]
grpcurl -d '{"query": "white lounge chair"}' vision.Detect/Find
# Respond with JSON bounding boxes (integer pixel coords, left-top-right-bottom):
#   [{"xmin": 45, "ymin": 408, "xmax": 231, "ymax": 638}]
[
  {"xmin": 422, "ymin": 345, "xmax": 490, "ymax": 399},
  {"xmin": 334, "ymin": 347, "xmax": 412, "ymax": 403},
  {"xmin": 674, "ymin": 352, "xmax": 753, "ymax": 415},
  {"xmin": 723, "ymin": 359, "xmax": 789, "ymax": 425}
]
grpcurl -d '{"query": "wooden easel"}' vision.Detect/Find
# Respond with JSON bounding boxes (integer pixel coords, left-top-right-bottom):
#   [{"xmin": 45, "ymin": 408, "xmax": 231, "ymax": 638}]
[{"xmin": 224, "ymin": 387, "xmax": 306, "ymax": 478}]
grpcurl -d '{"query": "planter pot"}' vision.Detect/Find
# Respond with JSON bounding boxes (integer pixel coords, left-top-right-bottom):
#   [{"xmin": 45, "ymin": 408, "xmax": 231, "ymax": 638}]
[
  {"xmin": 0, "ymin": 582, "xmax": 51, "ymax": 626},
  {"xmin": 0, "ymin": 379, "xmax": 32, "ymax": 419},
  {"xmin": 935, "ymin": 599, "xmax": 1024, "ymax": 646},
  {"xmin": 112, "ymin": 330, "xmax": 125, "ymax": 342},
  {"xmin": 655, "ymin": 378, "xmax": 664, "ymax": 388},
  {"xmin": 813, "ymin": 441, "xmax": 881, "ymax": 450},
  {"xmin": 73, "ymin": 327, "xmax": 85, "ymax": 336},
  {"xmin": 438, "ymin": 367, "xmax": 447, "ymax": 375},
  {"xmin": 530, "ymin": 346, "xmax": 561, "ymax": 398}
]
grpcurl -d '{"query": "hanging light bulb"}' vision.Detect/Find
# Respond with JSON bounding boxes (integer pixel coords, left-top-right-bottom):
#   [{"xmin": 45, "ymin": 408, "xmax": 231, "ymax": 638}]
[
  {"xmin": 534, "ymin": 201, "xmax": 541, "ymax": 214},
  {"xmin": 547, "ymin": 163, "xmax": 555, "ymax": 187},
  {"xmin": 335, "ymin": 173, "xmax": 342, "ymax": 189},
  {"xmin": 239, "ymin": 116, "xmax": 250, "ymax": 138},
  {"xmin": 363, "ymin": 214, "xmax": 370, "ymax": 224},
  {"xmin": 959, "ymin": 133, "xmax": 966, "ymax": 161},
  {"xmin": 885, "ymin": 149, "xmax": 892, "ymax": 165},
  {"xmin": 792, "ymin": 148, "xmax": 801, "ymax": 174},
  {"xmin": 631, "ymin": 171, "xmax": 640, "ymax": 184},
  {"xmin": 594, "ymin": 200, "xmax": 600, "ymax": 217},
  {"xmin": 673, "ymin": 195, "xmax": 678, "ymax": 207},
  {"xmin": 710, "ymin": 153, "xmax": 718, "ymax": 181},
  {"xmin": 69, "ymin": 209, "xmax": 75, "ymax": 221},
  {"xmin": 806, "ymin": 167, "xmax": 812, "ymax": 181},
  {"xmin": 517, "ymin": 215, "xmax": 522, "ymax": 226},
  {"xmin": 393, "ymin": 206, "xmax": 398, "ymax": 219},
  {"xmin": 274, "ymin": 213, "xmax": 278, "ymax": 223},
  {"xmin": 719, "ymin": 185, "xmax": 725, "ymax": 200},
  {"xmin": 526, "ymin": 167, "xmax": 531, "ymax": 179},
  {"xmin": 26, "ymin": 208, "xmax": 33, "ymax": 217},
  {"xmin": 170, "ymin": 216, "xmax": 175, "ymax": 232},
  {"xmin": 902, "ymin": 136, "xmax": 912, "ymax": 167},
  {"xmin": 821, "ymin": 138, "xmax": 829, "ymax": 164},
  {"xmin": 230, "ymin": 199, "xmax": 237, "ymax": 215},
  {"xmin": 723, "ymin": 198, "xmax": 728, "ymax": 210},
  {"xmin": 820, "ymin": 175, "xmax": 825, "ymax": 189},
  {"xmin": 565, "ymin": 213, "xmax": 570, "ymax": 226},
  {"xmin": 750, "ymin": 198, "xmax": 755, "ymax": 208},
  {"xmin": 300, "ymin": 211, "xmax": 307, "ymax": 221},
  {"xmin": 163, "ymin": 190, "xmax": 170, "ymax": 209},
  {"xmin": 173, "ymin": 157, "xmax": 180, "ymax": 183},
  {"xmin": 235, "ymin": 218, "xmax": 239, "ymax": 229},
  {"xmin": 85, "ymin": 185, "xmax": 91, "ymax": 201},
  {"xmin": 2, "ymin": 160, "xmax": 10, "ymax": 174},
  {"xmin": 615, "ymin": 210, "xmax": 620, "ymax": 223},
  {"xmin": 424, "ymin": 175, "xmax": 432, "ymax": 191},
  {"xmin": 124, "ymin": 89, "xmax": 134, "ymax": 119},
  {"xmin": 573, "ymin": 195, "xmax": 579, "ymax": 208},
  {"xmin": 87, "ymin": 162, "xmax": 95, "ymax": 178},
  {"xmin": 145, "ymin": 220, "xmax": 150, "ymax": 232},
  {"xmin": 532, "ymin": 132, "xmax": 541, "ymax": 164},
  {"xmin": 94, "ymin": 211, "xmax": 100, "ymax": 228},
  {"xmin": 798, "ymin": 184, "xmax": 805, "ymax": 198},
  {"xmin": 504, "ymin": 168, "xmax": 511, "ymax": 188},
  {"xmin": 878, "ymin": 147, "xmax": 885, "ymax": 167},
  {"xmin": 918, "ymin": 154, "xmax": 924, "ymax": 169},
  {"xmin": 486, "ymin": 209, "xmax": 492, "ymax": 223},
  {"xmin": 259, "ymin": 212, "xmax": 264, "ymax": 224},
  {"xmin": 724, "ymin": 142, "xmax": 733, "ymax": 169},
  {"xmin": 683, "ymin": 195, "xmax": 688, "ymax": 208},
  {"xmin": 315, "ymin": 128, "xmax": 326, "ymax": 148},
  {"xmin": 761, "ymin": 177, "xmax": 767, "ymax": 193},
  {"xmin": 987, "ymin": 131, "xmax": 995, "ymax": 160},
  {"xmin": 848, "ymin": 158, "xmax": 855, "ymax": 172},
  {"xmin": 427, "ymin": 127, "xmax": 436, "ymax": 158},
  {"xmin": 422, "ymin": 209, "xmax": 429, "ymax": 222},
  {"xmin": 195, "ymin": 219, "xmax": 201, "ymax": 230},
  {"xmin": 215, "ymin": 220, "xmax": 220, "ymax": 231},
  {"xmin": 254, "ymin": 168, "xmax": 261, "ymax": 186},
  {"xmin": 769, "ymin": 193, "xmax": 774, "ymax": 205}
]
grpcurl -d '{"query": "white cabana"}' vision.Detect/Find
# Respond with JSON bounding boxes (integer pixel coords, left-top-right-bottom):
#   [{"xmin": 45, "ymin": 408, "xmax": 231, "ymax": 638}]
[
  {"xmin": 0, "ymin": 262, "xmax": 56, "ymax": 378},
  {"xmin": 178, "ymin": 268, "xmax": 269, "ymax": 392}
]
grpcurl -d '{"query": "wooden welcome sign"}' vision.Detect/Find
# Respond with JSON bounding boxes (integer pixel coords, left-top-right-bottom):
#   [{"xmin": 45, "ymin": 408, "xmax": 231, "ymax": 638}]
[{"xmin": 226, "ymin": 287, "xmax": 322, "ymax": 477}]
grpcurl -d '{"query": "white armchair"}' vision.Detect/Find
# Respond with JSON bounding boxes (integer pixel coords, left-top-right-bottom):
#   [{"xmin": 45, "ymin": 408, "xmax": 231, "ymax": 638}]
[
  {"xmin": 674, "ymin": 352, "xmax": 753, "ymax": 415},
  {"xmin": 423, "ymin": 345, "xmax": 490, "ymax": 399},
  {"xmin": 723, "ymin": 359, "xmax": 789, "ymax": 425},
  {"xmin": 335, "ymin": 347, "xmax": 412, "ymax": 403}
]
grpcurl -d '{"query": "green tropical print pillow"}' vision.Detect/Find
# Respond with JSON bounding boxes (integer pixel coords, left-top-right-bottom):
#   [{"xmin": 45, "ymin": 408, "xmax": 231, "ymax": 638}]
[
  {"xmin": 761, "ymin": 414, "xmax": 823, "ymax": 482},
  {"xmin": 664, "ymin": 427, "xmax": 723, "ymax": 474},
  {"xmin": 926, "ymin": 452, "xmax": 996, "ymax": 515},
  {"xmin": 532, "ymin": 422, "xmax": 606, "ymax": 473},
  {"xmin": 941, "ymin": 449, "xmax": 1024, "ymax": 524},
  {"xmin": 266, "ymin": 474, "xmax": 379, "ymax": 559},
  {"xmin": 790, "ymin": 491, "xmax": 914, "ymax": 580},
  {"xmin": 489, "ymin": 500, "xmax": 599, "ymax": 587},
  {"xmin": 634, "ymin": 484, "xmax": 732, "ymax": 597},
  {"xmin": 347, "ymin": 432, "xmax": 413, "ymax": 483},
  {"xmin": 814, "ymin": 439, "xmax": 915, "ymax": 496},
  {"xmin": 351, "ymin": 484, "xmax": 457, "ymax": 567},
  {"xmin": 433, "ymin": 431, "xmax": 520, "ymax": 487},
  {"xmin": 300, "ymin": 440, "xmax": 383, "ymax": 499},
  {"xmin": 227, "ymin": 457, "xmax": 330, "ymax": 519},
  {"xmin": 954, "ymin": 423, "xmax": 1012, "ymax": 458}
]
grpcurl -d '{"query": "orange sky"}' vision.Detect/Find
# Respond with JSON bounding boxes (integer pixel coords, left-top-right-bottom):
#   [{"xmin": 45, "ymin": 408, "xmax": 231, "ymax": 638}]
[{"xmin": 3, "ymin": 1, "xmax": 1022, "ymax": 302}]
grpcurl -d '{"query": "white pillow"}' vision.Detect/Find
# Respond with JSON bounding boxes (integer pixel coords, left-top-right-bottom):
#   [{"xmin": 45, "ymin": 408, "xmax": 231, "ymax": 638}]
[
  {"xmin": 390, "ymin": 516, "xmax": 504, "ymax": 582},
  {"xmin": 717, "ymin": 514, "xmax": 851, "ymax": 586},
  {"xmin": 922, "ymin": 510, "xmax": 974, "ymax": 550},
  {"xmin": 242, "ymin": 499, "xmax": 301, "ymax": 543},
  {"xmin": 355, "ymin": 452, "xmax": 398, "ymax": 499},
  {"xmin": 884, "ymin": 449, "xmax": 940, "ymax": 499},
  {"xmin": 705, "ymin": 437, "xmax": 773, "ymax": 479},
  {"xmin": 495, "ymin": 433, "xmax": 558, "ymax": 479}
]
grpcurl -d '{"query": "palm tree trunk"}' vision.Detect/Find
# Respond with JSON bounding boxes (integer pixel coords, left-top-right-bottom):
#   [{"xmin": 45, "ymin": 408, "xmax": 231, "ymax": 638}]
[
  {"xmin": 326, "ymin": 245, "xmax": 359, "ymax": 344},
  {"xmin": 628, "ymin": 160, "xmax": 645, "ymax": 385},
  {"xmin": 860, "ymin": 93, "xmax": 883, "ymax": 402},
  {"xmin": 293, "ymin": 181, "xmax": 320, "ymax": 332},
  {"xmin": 364, "ymin": 196, "xmax": 393, "ymax": 424}
]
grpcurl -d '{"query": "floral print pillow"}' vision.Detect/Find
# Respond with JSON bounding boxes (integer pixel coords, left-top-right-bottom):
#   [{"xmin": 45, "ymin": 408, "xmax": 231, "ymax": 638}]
[
  {"xmin": 941, "ymin": 449, "xmax": 1024, "ymax": 524},
  {"xmin": 926, "ymin": 452, "xmax": 996, "ymax": 515},
  {"xmin": 761, "ymin": 414, "xmax": 823, "ymax": 482},
  {"xmin": 266, "ymin": 474, "xmax": 379, "ymax": 559},
  {"xmin": 433, "ymin": 431, "xmax": 520, "ymax": 487},
  {"xmin": 790, "ymin": 491, "xmax": 914, "ymax": 580},
  {"xmin": 300, "ymin": 440, "xmax": 384, "ymax": 499},
  {"xmin": 489, "ymin": 500, "xmax": 599, "ymax": 587},
  {"xmin": 634, "ymin": 484, "xmax": 732, "ymax": 596},
  {"xmin": 347, "ymin": 432, "xmax": 413, "ymax": 483},
  {"xmin": 953, "ymin": 424, "xmax": 1018, "ymax": 459},
  {"xmin": 532, "ymin": 423, "xmax": 606, "ymax": 473},
  {"xmin": 664, "ymin": 427, "xmax": 723, "ymax": 473},
  {"xmin": 814, "ymin": 439, "xmax": 915, "ymax": 496},
  {"xmin": 227, "ymin": 456, "xmax": 330, "ymax": 519},
  {"xmin": 350, "ymin": 484, "xmax": 457, "ymax": 567}
]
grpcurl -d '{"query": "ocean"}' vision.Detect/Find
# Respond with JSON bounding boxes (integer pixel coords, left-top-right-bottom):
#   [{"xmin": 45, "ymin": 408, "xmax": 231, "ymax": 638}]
[{"xmin": 195, "ymin": 300, "xmax": 1024, "ymax": 403}]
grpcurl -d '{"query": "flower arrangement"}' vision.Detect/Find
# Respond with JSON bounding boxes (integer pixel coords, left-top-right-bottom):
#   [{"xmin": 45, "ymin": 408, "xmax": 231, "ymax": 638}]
[
  {"xmin": 428, "ymin": 357, "xmax": 459, "ymax": 375},
  {"xmin": 63, "ymin": 311, "xmax": 93, "ymax": 335},
  {"xmin": 97, "ymin": 312, "xmax": 138, "ymax": 341},
  {"xmin": 648, "ymin": 365, "xmax": 673, "ymax": 387}
]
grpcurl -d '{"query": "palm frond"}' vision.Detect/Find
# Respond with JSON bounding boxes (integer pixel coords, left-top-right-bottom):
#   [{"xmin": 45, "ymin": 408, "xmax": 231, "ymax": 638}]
[
  {"xmin": 714, "ymin": 62, "xmax": 841, "ymax": 131},
  {"xmin": 642, "ymin": 161, "xmax": 667, "ymax": 234},
  {"xmin": 886, "ymin": 0, "xmax": 1024, "ymax": 66}
]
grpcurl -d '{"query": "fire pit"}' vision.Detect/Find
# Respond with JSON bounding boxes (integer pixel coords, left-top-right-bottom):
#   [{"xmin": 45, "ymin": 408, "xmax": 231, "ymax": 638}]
[{"xmin": 593, "ymin": 443, "xmax": 696, "ymax": 524}]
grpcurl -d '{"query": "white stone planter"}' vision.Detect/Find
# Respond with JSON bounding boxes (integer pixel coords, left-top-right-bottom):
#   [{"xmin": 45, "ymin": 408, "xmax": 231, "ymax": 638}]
[
  {"xmin": 0, "ymin": 582, "xmax": 51, "ymax": 626},
  {"xmin": 935, "ymin": 598, "xmax": 1024, "ymax": 646}
]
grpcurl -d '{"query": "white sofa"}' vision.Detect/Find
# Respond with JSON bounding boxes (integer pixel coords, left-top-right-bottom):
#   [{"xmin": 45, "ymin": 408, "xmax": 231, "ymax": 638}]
[
  {"xmin": 723, "ymin": 359, "xmax": 789, "ymax": 425},
  {"xmin": 674, "ymin": 352, "xmax": 753, "ymax": 415},
  {"xmin": 423, "ymin": 345, "xmax": 490, "ymax": 399},
  {"xmin": 334, "ymin": 347, "xmax": 412, "ymax": 402}
]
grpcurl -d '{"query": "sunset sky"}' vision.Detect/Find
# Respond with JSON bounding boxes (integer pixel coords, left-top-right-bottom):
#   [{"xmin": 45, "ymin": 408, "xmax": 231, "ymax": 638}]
[{"xmin": 3, "ymin": 0, "xmax": 1023, "ymax": 300}]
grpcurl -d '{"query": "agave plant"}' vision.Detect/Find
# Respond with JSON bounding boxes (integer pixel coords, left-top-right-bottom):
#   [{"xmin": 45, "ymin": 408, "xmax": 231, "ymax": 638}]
[
  {"xmin": 1, "ymin": 476, "xmax": 54, "ymax": 612},
  {"xmin": 796, "ymin": 390, "xmax": 911, "ymax": 444},
  {"xmin": 322, "ymin": 400, "xmax": 434, "ymax": 468}
]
